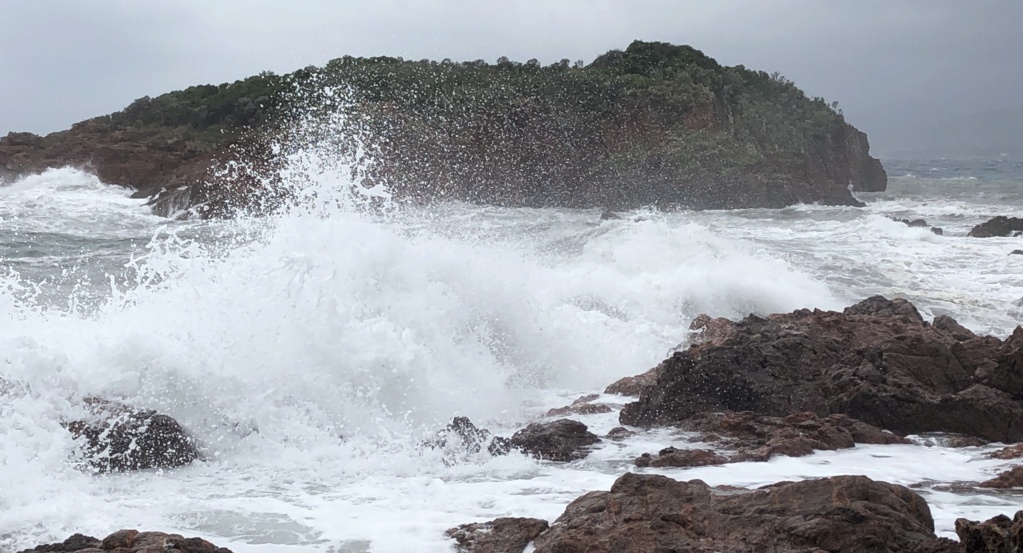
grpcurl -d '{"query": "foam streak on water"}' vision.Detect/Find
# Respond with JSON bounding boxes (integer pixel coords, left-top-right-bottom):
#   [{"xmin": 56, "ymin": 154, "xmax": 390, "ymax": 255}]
[{"xmin": 2, "ymin": 152, "xmax": 1023, "ymax": 551}]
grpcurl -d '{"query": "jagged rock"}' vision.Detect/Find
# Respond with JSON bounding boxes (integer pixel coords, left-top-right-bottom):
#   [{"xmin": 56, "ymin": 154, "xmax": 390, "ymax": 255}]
[
  {"xmin": 599, "ymin": 209, "xmax": 621, "ymax": 221},
  {"xmin": 955, "ymin": 511, "xmax": 1023, "ymax": 552},
  {"xmin": 530, "ymin": 473, "xmax": 938, "ymax": 553},
  {"xmin": 604, "ymin": 366, "xmax": 661, "ymax": 396},
  {"xmin": 17, "ymin": 530, "xmax": 232, "ymax": 553},
  {"xmin": 446, "ymin": 517, "xmax": 549, "ymax": 553},
  {"xmin": 619, "ymin": 296, "xmax": 1023, "ymax": 443},
  {"xmin": 426, "ymin": 417, "xmax": 513, "ymax": 459},
  {"xmin": 969, "ymin": 216, "xmax": 1023, "ymax": 238},
  {"xmin": 65, "ymin": 397, "xmax": 200, "ymax": 472},
  {"xmin": 508, "ymin": 419, "xmax": 601, "ymax": 462},
  {"xmin": 979, "ymin": 466, "xmax": 1023, "ymax": 488}
]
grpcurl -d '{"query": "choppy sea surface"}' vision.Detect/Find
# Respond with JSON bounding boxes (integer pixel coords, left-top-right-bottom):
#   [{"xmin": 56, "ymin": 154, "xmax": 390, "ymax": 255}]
[{"xmin": 1, "ymin": 156, "xmax": 1022, "ymax": 552}]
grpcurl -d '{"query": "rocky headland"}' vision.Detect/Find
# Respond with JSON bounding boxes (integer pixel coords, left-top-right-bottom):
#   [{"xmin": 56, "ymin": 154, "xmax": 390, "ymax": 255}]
[{"xmin": 0, "ymin": 41, "xmax": 886, "ymax": 217}]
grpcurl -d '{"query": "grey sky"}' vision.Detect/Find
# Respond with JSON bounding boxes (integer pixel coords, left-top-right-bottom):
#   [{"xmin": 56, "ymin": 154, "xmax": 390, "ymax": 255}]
[{"xmin": 1, "ymin": 1, "xmax": 1020, "ymax": 154}]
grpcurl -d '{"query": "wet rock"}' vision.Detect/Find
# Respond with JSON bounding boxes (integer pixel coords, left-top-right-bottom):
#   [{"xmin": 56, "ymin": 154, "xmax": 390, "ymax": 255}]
[
  {"xmin": 605, "ymin": 426, "xmax": 635, "ymax": 441},
  {"xmin": 17, "ymin": 530, "xmax": 232, "ymax": 553},
  {"xmin": 619, "ymin": 296, "xmax": 1023, "ymax": 443},
  {"xmin": 544, "ymin": 394, "xmax": 612, "ymax": 417},
  {"xmin": 931, "ymin": 227, "xmax": 944, "ymax": 235},
  {"xmin": 1011, "ymin": 249, "xmax": 1023, "ymax": 255},
  {"xmin": 969, "ymin": 216, "xmax": 1023, "ymax": 238},
  {"xmin": 65, "ymin": 397, "xmax": 200, "ymax": 472},
  {"xmin": 664, "ymin": 410, "xmax": 906, "ymax": 463},
  {"xmin": 531, "ymin": 473, "xmax": 938, "ymax": 553},
  {"xmin": 603, "ymin": 366, "xmax": 660, "ymax": 396},
  {"xmin": 426, "ymin": 417, "xmax": 514, "ymax": 459},
  {"xmin": 508, "ymin": 419, "xmax": 601, "ymax": 462},
  {"xmin": 989, "ymin": 443, "xmax": 1023, "ymax": 459},
  {"xmin": 634, "ymin": 447, "xmax": 727, "ymax": 468},
  {"xmin": 599, "ymin": 209, "xmax": 621, "ymax": 221},
  {"xmin": 446, "ymin": 517, "xmax": 549, "ymax": 553},
  {"xmin": 955, "ymin": 511, "xmax": 1023, "ymax": 551},
  {"xmin": 979, "ymin": 466, "xmax": 1023, "ymax": 488}
]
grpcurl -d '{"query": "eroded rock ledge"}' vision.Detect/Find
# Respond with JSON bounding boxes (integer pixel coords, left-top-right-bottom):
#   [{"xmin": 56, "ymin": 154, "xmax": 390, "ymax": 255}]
[{"xmin": 616, "ymin": 296, "xmax": 1023, "ymax": 443}]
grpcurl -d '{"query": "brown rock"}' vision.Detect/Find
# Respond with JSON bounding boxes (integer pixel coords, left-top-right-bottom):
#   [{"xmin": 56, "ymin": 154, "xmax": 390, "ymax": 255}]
[
  {"xmin": 508, "ymin": 419, "xmax": 601, "ymax": 462},
  {"xmin": 17, "ymin": 530, "xmax": 232, "ymax": 553},
  {"xmin": 446, "ymin": 517, "xmax": 549, "ymax": 553},
  {"xmin": 667, "ymin": 410, "xmax": 906, "ymax": 463},
  {"xmin": 65, "ymin": 397, "xmax": 200, "ymax": 472},
  {"xmin": 634, "ymin": 447, "xmax": 727, "ymax": 468},
  {"xmin": 604, "ymin": 366, "xmax": 660, "ymax": 396},
  {"xmin": 955, "ymin": 511, "xmax": 1023, "ymax": 552},
  {"xmin": 989, "ymin": 443, "xmax": 1023, "ymax": 459},
  {"xmin": 531, "ymin": 473, "xmax": 937, "ymax": 553},
  {"xmin": 544, "ymin": 394, "xmax": 612, "ymax": 417},
  {"xmin": 979, "ymin": 466, "xmax": 1023, "ymax": 488},
  {"xmin": 619, "ymin": 296, "xmax": 1023, "ymax": 443}
]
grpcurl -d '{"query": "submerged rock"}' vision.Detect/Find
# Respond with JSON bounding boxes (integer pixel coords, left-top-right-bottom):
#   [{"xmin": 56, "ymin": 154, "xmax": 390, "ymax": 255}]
[
  {"xmin": 507, "ymin": 419, "xmax": 601, "ymax": 462},
  {"xmin": 619, "ymin": 296, "xmax": 1023, "ymax": 442},
  {"xmin": 65, "ymin": 397, "xmax": 200, "ymax": 472},
  {"xmin": 17, "ymin": 530, "xmax": 232, "ymax": 553},
  {"xmin": 979, "ymin": 466, "xmax": 1023, "ymax": 488},
  {"xmin": 968, "ymin": 216, "xmax": 1023, "ymax": 237},
  {"xmin": 529, "ymin": 473, "xmax": 938, "ymax": 553},
  {"xmin": 446, "ymin": 517, "xmax": 549, "ymax": 553}
]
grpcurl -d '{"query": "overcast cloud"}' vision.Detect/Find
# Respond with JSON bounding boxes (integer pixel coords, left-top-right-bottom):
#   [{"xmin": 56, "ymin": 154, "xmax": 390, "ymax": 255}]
[{"xmin": 1, "ymin": 1, "xmax": 1020, "ymax": 154}]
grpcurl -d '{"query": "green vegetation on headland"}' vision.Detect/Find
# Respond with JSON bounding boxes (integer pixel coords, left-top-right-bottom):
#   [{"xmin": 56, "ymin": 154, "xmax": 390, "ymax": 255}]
[{"xmin": 0, "ymin": 41, "xmax": 886, "ymax": 217}]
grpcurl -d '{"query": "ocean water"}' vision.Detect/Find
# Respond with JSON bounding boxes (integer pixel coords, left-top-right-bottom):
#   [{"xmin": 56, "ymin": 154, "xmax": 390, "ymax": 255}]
[{"xmin": 1, "ymin": 153, "xmax": 1022, "ymax": 552}]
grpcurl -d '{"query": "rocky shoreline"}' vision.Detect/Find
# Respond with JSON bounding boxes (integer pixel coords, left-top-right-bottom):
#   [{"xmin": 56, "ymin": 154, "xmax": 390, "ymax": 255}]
[{"xmin": 11, "ymin": 296, "xmax": 1023, "ymax": 552}]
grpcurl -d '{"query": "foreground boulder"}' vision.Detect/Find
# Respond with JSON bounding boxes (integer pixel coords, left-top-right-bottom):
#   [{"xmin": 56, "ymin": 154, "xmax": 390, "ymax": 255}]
[
  {"xmin": 968, "ymin": 216, "xmax": 1023, "ymax": 237},
  {"xmin": 65, "ymin": 397, "xmax": 200, "ymax": 472},
  {"xmin": 533, "ymin": 473, "xmax": 936, "ymax": 552},
  {"xmin": 619, "ymin": 297, "xmax": 1023, "ymax": 443},
  {"xmin": 17, "ymin": 529, "xmax": 232, "ymax": 553}
]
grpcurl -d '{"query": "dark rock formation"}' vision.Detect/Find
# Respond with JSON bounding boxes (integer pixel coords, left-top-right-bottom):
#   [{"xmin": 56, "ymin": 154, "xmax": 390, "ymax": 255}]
[
  {"xmin": 969, "ymin": 216, "xmax": 1023, "ymax": 238},
  {"xmin": 529, "ymin": 473, "xmax": 937, "ymax": 553},
  {"xmin": 0, "ymin": 41, "xmax": 885, "ymax": 217},
  {"xmin": 1011, "ymin": 249, "xmax": 1023, "ymax": 255},
  {"xmin": 17, "ymin": 530, "xmax": 232, "ymax": 553},
  {"xmin": 446, "ymin": 518, "xmax": 549, "ymax": 553},
  {"xmin": 637, "ymin": 410, "xmax": 908, "ymax": 465},
  {"xmin": 619, "ymin": 296, "xmax": 1023, "ymax": 443},
  {"xmin": 507, "ymin": 419, "xmax": 601, "ymax": 462},
  {"xmin": 65, "ymin": 397, "xmax": 200, "ymax": 472}
]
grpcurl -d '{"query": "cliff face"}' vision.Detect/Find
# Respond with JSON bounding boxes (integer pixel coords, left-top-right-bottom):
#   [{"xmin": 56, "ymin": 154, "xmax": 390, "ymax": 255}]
[{"xmin": 0, "ymin": 41, "xmax": 887, "ymax": 217}]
